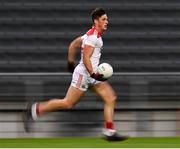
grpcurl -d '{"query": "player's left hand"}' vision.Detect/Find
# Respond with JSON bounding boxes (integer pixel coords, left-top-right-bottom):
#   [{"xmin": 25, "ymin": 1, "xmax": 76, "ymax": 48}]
[{"xmin": 90, "ymin": 72, "xmax": 107, "ymax": 81}]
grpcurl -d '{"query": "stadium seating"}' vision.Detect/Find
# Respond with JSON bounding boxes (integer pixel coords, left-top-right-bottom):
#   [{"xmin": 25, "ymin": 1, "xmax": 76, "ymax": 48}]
[
  {"xmin": 0, "ymin": 0, "xmax": 180, "ymax": 109},
  {"xmin": 0, "ymin": 0, "xmax": 180, "ymax": 72},
  {"xmin": 0, "ymin": 0, "xmax": 180, "ymax": 138}
]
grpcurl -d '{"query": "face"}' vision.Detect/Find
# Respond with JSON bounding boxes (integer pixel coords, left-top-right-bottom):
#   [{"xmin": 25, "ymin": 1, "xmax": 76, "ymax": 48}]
[{"xmin": 94, "ymin": 14, "xmax": 108, "ymax": 32}]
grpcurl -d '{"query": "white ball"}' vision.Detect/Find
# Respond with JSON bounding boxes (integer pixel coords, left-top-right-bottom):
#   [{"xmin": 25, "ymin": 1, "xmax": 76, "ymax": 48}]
[{"xmin": 97, "ymin": 63, "xmax": 113, "ymax": 79}]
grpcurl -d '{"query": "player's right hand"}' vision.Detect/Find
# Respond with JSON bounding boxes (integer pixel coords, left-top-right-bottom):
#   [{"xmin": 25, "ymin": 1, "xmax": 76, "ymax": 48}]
[
  {"xmin": 90, "ymin": 73, "xmax": 107, "ymax": 81},
  {"xmin": 67, "ymin": 61, "xmax": 75, "ymax": 73}
]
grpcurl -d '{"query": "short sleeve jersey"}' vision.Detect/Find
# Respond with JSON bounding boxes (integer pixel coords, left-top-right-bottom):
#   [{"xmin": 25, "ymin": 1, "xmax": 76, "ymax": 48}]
[{"xmin": 79, "ymin": 27, "xmax": 103, "ymax": 71}]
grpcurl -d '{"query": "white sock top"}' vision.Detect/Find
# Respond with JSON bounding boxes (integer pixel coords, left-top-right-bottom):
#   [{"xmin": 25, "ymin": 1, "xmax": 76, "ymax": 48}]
[
  {"xmin": 102, "ymin": 128, "xmax": 116, "ymax": 136},
  {"xmin": 31, "ymin": 103, "xmax": 38, "ymax": 121}
]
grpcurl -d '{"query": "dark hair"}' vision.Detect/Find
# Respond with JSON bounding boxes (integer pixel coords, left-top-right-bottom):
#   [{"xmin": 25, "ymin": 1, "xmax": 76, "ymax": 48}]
[{"xmin": 91, "ymin": 8, "xmax": 106, "ymax": 24}]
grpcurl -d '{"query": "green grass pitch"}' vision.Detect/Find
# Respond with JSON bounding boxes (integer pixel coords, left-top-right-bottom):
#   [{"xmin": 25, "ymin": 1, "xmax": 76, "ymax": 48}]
[{"xmin": 0, "ymin": 137, "xmax": 179, "ymax": 148}]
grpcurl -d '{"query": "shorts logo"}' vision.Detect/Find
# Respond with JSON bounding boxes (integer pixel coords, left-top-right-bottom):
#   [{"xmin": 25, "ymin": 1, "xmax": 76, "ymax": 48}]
[{"xmin": 81, "ymin": 84, "xmax": 86, "ymax": 89}]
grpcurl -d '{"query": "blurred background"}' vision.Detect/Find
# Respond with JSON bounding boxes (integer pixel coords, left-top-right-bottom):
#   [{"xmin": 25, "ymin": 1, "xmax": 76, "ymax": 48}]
[{"xmin": 0, "ymin": 0, "xmax": 180, "ymax": 138}]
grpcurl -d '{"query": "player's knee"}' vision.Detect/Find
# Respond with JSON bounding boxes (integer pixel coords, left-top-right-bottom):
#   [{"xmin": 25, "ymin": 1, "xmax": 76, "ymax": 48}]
[
  {"xmin": 66, "ymin": 103, "xmax": 74, "ymax": 109},
  {"xmin": 111, "ymin": 94, "xmax": 117, "ymax": 103},
  {"xmin": 63, "ymin": 100, "xmax": 74, "ymax": 109},
  {"xmin": 106, "ymin": 94, "xmax": 117, "ymax": 104}
]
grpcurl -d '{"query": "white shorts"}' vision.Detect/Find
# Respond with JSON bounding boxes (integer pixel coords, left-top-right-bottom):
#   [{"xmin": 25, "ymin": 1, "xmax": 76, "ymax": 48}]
[{"xmin": 71, "ymin": 64, "xmax": 101, "ymax": 91}]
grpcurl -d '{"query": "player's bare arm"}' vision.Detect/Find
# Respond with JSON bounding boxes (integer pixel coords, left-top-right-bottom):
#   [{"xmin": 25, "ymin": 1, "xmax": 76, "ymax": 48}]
[
  {"xmin": 82, "ymin": 45, "xmax": 94, "ymax": 75},
  {"xmin": 68, "ymin": 36, "xmax": 82, "ymax": 72},
  {"xmin": 83, "ymin": 45, "xmax": 105, "ymax": 81},
  {"xmin": 68, "ymin": 36, "xmax": 82, "ymax": 62}
]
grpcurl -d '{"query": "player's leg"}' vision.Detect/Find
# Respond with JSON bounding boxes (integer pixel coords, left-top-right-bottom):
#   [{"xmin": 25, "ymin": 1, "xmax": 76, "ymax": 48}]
[
  {"xmin": 23, "ymin": 85, "xmax": 85, "ymax": 132},
  {"xmin": 92, "ymin": 81, "xmax": 116, "ymax": 128},
  {"xmin": 23, "ymin": 68, "xmax": 88, "ymax": 132},
  {"xmin": 33, "ymin": 86, "xmax": 85, "ymax": 117},
  {"xmin": 92, "ymin": 81, "xmax": 129, "ymax": 141},
  {"xmin": 26, "ymin": 67, "xmax": 88, "ymax": 120}
]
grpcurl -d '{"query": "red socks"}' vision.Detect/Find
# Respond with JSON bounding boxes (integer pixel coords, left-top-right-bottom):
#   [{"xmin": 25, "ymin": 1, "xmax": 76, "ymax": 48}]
[
  {"xmin": 36, "ymin": 103, "xmax": 40, "ymax": 116},
  {"xmin": 105, "ymin": 122, "xmax": 114, "ymax": 129}
]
